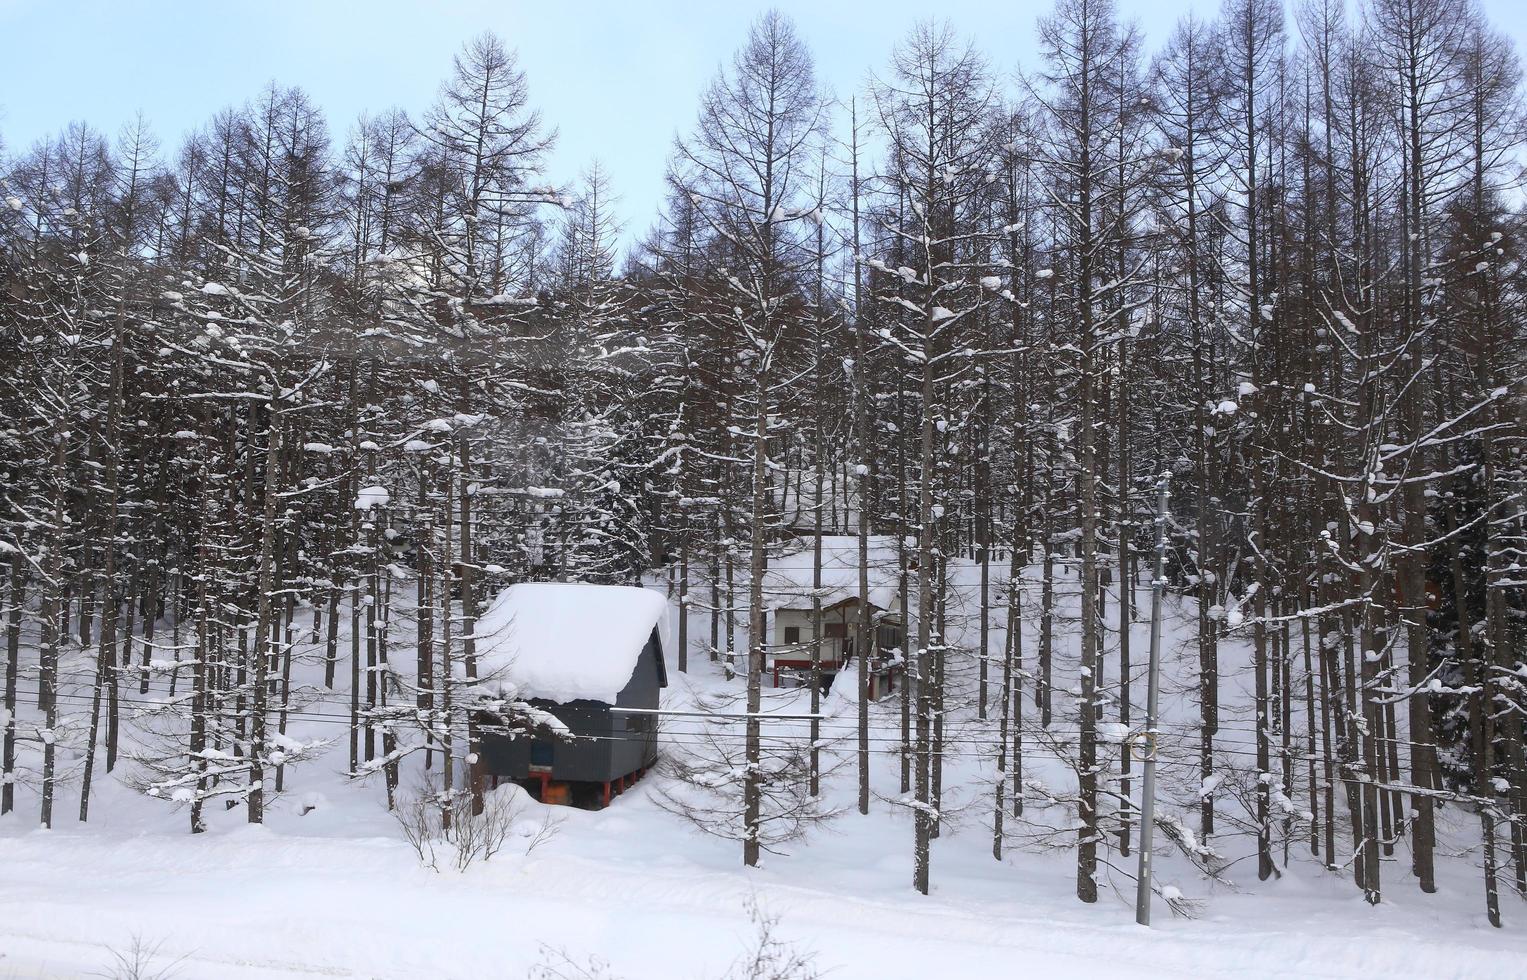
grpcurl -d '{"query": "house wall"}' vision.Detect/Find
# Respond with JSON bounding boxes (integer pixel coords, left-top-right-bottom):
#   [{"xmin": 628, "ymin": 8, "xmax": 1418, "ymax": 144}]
[
  {"xmin": 772, "ymin": 595, "xmax": 904, "ymax": 640},
  {"xmin": 609, "ymin": 630, "xmax": 664, "ymax": 778},
  {"xmin": 769, "ymin": 598, "xmax": 908, "ymax": 694},
  {"xmin": 771, "ymin": 608, "xmax": 820, "ymax": 646},
  {"xmin": 477, "ymin": 627, "xmax": 665, "ymax": 785},
  {"xmin": 771, "ymin": 608, "xmax": 844, "ymax": 667},
  {"xmin": 478, "ymin": 699, "xmax": 614, "ymax": 783},
  {"xmin": 770, "ymin": 601, "xmax": 899, "ymax": 661}
]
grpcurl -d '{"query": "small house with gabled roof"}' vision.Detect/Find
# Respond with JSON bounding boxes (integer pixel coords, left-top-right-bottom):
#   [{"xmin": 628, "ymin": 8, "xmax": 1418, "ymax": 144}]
[{"xmin": 761, "ymin": 535, "xmax": 906, "ymax": 700}]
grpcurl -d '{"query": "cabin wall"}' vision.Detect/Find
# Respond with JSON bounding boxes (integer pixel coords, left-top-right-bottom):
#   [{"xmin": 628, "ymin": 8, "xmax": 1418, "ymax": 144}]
[
  {"xmin": 772, "ymin": 597, "xmax": 904, "ymax": 645},
  {"xmin": 478, "ymin": 631, "xmax": 664, "ymax": 785},
  {"xmin": 770, "ymin": 606, "xmax": 859, "ymax": 663},
  {"xmin": 477, "ymin": 699, "xmax": 614, "ymax": 783},
  {"xmin": 770, "ymin": 608, "xmax": 816, "ymax": 646},
  {"xmin": 610, "ymin": 632, "xmax": 663, "ymax": 778}
]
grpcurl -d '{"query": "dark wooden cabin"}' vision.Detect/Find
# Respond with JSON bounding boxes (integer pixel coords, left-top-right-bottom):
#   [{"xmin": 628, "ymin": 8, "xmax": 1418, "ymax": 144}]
[{"xmin": 472, "ymin": 582, "xmax": 669, "ymax": 808}]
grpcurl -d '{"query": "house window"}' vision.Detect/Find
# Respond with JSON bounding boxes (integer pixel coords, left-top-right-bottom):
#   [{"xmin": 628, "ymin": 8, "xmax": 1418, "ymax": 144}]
[
  {"xmin": 824, "ymin": 622, "xmax": 848, "ymax": 639},
  {"xmin": 784, "ymin": 626, "xmax": 801, "ymax": 644},
  {"xmin": 625, "ymin": 713, "xmax": 654, "ymax": 733}
]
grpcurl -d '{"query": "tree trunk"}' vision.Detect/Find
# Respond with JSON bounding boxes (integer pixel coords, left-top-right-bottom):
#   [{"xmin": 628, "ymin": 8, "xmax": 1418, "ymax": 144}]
[
  {"xmin": 2, "ymin": 553, "xmax": 23, "ymax": 816},
  {"xmin": 743, "ymin": 375, "xmax": 769, "ymax": 869},
  {"xmin": 247, "ymin": 416, "xmax": 285, "ymax": 824}
]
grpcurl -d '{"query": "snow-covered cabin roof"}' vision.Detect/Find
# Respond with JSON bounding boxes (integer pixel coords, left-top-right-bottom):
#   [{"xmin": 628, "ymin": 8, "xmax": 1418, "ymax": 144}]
[
  {"xmin": 761, "ymin": 535, "xmax": 905, "ymax": 614},
  {"xmin": 474, "ymin": 582, "xmax": 668, "ymax": 704}
]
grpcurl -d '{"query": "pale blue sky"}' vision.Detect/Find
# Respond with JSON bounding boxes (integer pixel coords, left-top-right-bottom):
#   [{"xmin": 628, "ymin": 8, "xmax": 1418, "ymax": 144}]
[{"xmin": 2, "ymin": 0, "xmax": 1524, "ymax": 238}]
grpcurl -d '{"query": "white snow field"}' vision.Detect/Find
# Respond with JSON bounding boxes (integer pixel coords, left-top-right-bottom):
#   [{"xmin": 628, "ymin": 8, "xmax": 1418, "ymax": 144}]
[{"xmin": 3, "ymin": 565, "xmax": 1525, "ymax": 978}]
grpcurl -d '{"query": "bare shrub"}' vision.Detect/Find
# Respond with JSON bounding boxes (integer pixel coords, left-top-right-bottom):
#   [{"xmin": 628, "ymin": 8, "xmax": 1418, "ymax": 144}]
[
  {"xmin": 721, "ymin": 897, "xmax": 820, "ymax": 980},
  {"xmin": 395, "ymin": 780, "xmax": 443, "ymax": 871},
  {"xmin": 93, "ymin": 934, "xmax": 189, "ymax": 980},
  {"xmin": 527, "ymin": 899, "xmax": 818, "ymax": 980},
  {"xmin": 394, "ymin": 776, "xmax": 560, "ymax": 872},
  {"xmin": 529, "ymin": 946, "xmax": 623, "ymax": 979}
]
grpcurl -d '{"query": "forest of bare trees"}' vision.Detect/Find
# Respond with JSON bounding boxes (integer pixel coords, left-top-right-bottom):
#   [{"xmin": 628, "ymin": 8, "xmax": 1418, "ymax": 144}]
[{"xmin": 3, "ymin": 0, "xmax": 1525, "ymax": 927}]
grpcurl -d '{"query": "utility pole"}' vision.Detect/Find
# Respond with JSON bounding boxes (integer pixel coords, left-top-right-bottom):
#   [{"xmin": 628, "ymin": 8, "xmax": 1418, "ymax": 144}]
[{"xmin": 1135, "ymin": 472, "xmax": 1171, "ymax": 925}]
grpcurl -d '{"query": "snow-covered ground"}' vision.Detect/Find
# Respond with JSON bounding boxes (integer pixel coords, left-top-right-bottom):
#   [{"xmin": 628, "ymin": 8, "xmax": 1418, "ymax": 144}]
[{"xmin": 2, "ymin": 563, "xmax": 1524, "ymax": 978}]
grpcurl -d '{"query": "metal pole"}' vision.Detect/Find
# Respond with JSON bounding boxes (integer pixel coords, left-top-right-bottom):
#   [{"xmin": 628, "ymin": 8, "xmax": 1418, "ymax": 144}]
[{"xmin": 1135, "ymin": 472, "xmax": 1171, "ymax": 926}]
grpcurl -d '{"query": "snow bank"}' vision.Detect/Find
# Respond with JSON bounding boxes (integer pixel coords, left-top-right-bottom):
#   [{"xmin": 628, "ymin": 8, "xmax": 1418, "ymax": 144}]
[{"xmin": 474, "ymin": 582, "xmax": 668, "ymax": 703}]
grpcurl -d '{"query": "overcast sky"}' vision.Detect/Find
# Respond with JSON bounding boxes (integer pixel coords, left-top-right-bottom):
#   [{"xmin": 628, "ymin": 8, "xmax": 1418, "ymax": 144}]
[{"xmin": 3, "ymin": 0, "xmax": 1525, "ymax": 243}]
